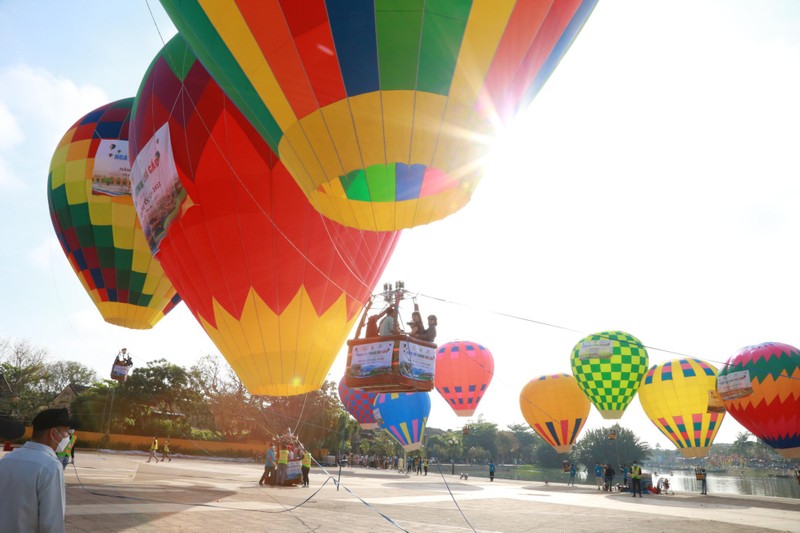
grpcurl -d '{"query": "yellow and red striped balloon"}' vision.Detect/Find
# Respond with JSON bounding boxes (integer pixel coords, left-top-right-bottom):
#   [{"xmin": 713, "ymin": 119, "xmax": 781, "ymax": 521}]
[{"xmin": 520, "ymin": 373, "xmax": 590, "ymax": 454}]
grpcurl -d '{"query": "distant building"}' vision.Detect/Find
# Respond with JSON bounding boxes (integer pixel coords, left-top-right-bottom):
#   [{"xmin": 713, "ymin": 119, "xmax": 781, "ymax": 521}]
[{"xmin": 50, "ymin": 383, "xmax": 89, "ymax": 411}]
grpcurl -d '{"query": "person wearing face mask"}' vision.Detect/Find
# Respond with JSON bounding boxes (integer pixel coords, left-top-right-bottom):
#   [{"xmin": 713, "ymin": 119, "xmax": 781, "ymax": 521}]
[
  {"xmin": 0, "ymin": 407, "xmax": 79, "ymax": 532},
  {"xmin": 55, "ymin": 429, "xmax": 77, "ymax": 470}
]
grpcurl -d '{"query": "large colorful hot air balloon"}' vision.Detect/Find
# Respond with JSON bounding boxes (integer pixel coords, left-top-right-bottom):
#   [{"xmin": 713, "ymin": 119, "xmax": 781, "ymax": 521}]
[
  {"xmin": 338, "ymin": 377, "xmax": 378, "ymax": 430},
  {"xmin": 160, "ymin": 0, "xmax": 598, "ymax": 231},
  {"xmin": 47, "ymin": 99, "xmax": 180, "ymax": 329},
  {"xmin": 434, "ymin": 340, "xmax": 494, "ymax": 416},
  {"xmin": 639, "ymin": 359, "xmax": 725, "ymax": 458},
  {"xmin": 128, "ymin": 35, "xmax": 400, "ymax": 396},
  {"xmin": 519, "ymin": 373, "xmax": 590, "ymax": 454},
  {"xmin": 373, "ymin": 391, "xmax": 431, "ymax": 452},
  {"xmin": 717, "ymin": 342, "xmax": 800, "ymax": 459},
  {"xmin": 570, "ymin": 331, "xmax": 649, "ymax": 419}
]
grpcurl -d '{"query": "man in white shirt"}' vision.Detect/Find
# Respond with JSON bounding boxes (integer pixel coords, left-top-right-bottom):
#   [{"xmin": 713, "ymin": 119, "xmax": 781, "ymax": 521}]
[{"xmin": 0, "ymin": 407, "xmax": 78, "ymax": 532}]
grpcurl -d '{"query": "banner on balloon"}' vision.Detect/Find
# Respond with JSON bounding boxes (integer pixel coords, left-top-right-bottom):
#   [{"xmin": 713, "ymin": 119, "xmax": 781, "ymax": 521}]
[
  {"xmin": 130, "ymin": 123, "xmax": 185, "ymax": 254},
  {"xmin": 349, "ymin": 341, "xmax": 394, "ymax": 378},
  {"xmin": 707, "ymin": 390, "xmax": 726, "ymax": 413},
  {"xmin": 578, "ymin": 339, "xmax": 614, "ymax": 359},
  {"xmin": 717, "ymin": 370, "xmax": 753, "ymax": 400},
  {"xmin": 91, "ymin": 139, "xmax": 131, "ymax": 196},
  {"xmin": 398, "ymin": 340, "xmax": 436, "ymax": 382}
]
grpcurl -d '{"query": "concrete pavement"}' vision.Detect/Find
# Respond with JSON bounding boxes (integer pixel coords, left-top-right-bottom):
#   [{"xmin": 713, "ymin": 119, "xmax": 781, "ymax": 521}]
[{"xmin": 47, "ymin": 452, "xmax": 800, "ymax": 532}]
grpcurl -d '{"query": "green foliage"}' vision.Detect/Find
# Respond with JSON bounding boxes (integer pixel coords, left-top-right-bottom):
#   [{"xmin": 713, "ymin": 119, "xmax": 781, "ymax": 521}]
[
  {"xmin": 569, "ymin": 424, "xmax": 650, "ymax": 469},
  {"xmin": 462, "ymin": 415, "xmax": 498, "ymax": 460}
]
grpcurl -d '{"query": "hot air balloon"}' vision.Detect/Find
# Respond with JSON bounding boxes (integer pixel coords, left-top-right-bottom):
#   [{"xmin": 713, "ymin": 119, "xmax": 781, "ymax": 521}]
[
  {"xmin": 519, "ymin": 373, "xmax": 590, "ymax": 454},
  {"xmin": 639, "ymin": 358, "xmax": 725, "ymax": 458},
  {"xmin": 373, "ymin": 391, "xmax": 431, "ymax": 452},
  {"xmin": 434, "ymin": 341, "xmax": 494, "ymax": 417},
  {"xmin": 570, "ymin": 331, "xmax": 649, "ymax": 419},
  {"xmin": 47, "ymin": 98, "xmax": 180, "ymax": 329},
  {"xmin": 717, "ymin": 342, "xmax": 800, "ymax": 459},
  {"xmin": 128, "ymin": 35, "xmax": 400, "ymax": 396},
  {"xmin": 160, "ymin": 0, "xmax": 599, "ymax": 231},
  {"xmin": 338, "ymin": 377, "xmax": 378, "ymax": 430}
]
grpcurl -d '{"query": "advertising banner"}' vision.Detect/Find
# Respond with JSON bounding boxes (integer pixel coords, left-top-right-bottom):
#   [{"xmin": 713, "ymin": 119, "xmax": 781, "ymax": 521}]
[
  {"xmin": 349, "ymin": 341, "xmax": 395, "ymax": 378},
  {"xmin": 716, "ymin": 370, "xmax": 753, "ymax": 401},
  {"xmin": 398, "ymin": 340, "xmax": 436, "ymax": 382},
  {"xmin": 92, "ymin": 139, "xmax": 131, "ymax": 196},
  {"xmin": 578, "ymin": 339, "xmax": 614, "ymax": 359}
]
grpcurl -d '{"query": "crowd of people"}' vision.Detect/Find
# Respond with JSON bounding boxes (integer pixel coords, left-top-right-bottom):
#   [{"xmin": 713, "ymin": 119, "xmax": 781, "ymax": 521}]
[{"xmin": 259, "ymin": 440, "xmax": 312, "ymax": 488}]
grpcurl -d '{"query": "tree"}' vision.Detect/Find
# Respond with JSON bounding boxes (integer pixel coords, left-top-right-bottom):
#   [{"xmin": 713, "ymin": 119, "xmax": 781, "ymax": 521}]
[
  {"xmin": 0, "ymin": 338, "xmax": 50, "ymax": 422},
  {"xmin": 570, "ymin": 424, "xmax": 650, "ymax": 469},
  {"xmin": 115, "ymin": 359, "xmax": 205, "ymax": 438},
  {"xmin": 462, "ymin": 415, "xmax": 498, "ymax": 460},
  {"xmin": 38, "ymin": 360, "xmax": 98, "ymax": 398},
  {"xmin": 507, "ymin": 423, "xmax": 537, "ymax": 464}
]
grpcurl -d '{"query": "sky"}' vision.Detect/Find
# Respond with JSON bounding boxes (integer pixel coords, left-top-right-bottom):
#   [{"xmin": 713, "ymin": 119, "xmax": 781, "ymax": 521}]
[{"xmin": 2, "ymin": 1, "xmax": 800, "ymax": 451}]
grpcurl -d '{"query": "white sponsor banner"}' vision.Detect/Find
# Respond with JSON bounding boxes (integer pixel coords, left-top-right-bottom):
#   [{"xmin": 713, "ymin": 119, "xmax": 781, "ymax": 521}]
[
  {"xmin": 578, "ymin": 339, "xmax": 614, "ymax": 359},
  {"xmin": 286, "ymin": 459, "xmax": 302, "ymax": 482},
  {"xmin": 716, "ymin": 370, "xmax": 753, "ymax": 400},
  {"xmin": 398, "ymin": 340, "xmax": 436, "ymax": 382},
  {"xmin": 349, "ymin": 341, "xmax": 394, "ymax": 378},
  {"xmin": 92, "ymin": 139, "xmax": 131, "ymax": 196},
  {"xmin": 130, "ymin": 123, "xmax": 184, "ymax": 254}
]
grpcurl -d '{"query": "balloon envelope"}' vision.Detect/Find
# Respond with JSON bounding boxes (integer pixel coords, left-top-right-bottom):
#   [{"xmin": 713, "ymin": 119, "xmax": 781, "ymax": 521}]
[
  {"xmin": 519, "ymin": 373, "xmax": 590, "ymax": 454},
  {"xmin": 434, "ymin": 340, "xmax": 494, "ymax": 417},
  {"xmin": 717, "ymin": 342, "xmax": 800, "ymax": 459},
  {"xmin": 128, "ymin": 36, "xmax": 400, "ymax": 396},
  {"xmin": 639, "ymin": 358, "xmax": 725, "ymax": 459},
  {"xmin": 373, "ymin": 392, "xmax": 431, "ymax": 452},
  {"xmin": 570, "ymin": 331, "xmax": 649, "ymax": 419},
  {"xmin": 47, "ymin": 98, "xmax": 180, "ymax": 329},
  {"xmin": 160, "ymin": 0, "xmax": 599, "ymax": 231},
  {"xmin": 338, "ymin": 376, "xmax": 378, "ymax": 430}
]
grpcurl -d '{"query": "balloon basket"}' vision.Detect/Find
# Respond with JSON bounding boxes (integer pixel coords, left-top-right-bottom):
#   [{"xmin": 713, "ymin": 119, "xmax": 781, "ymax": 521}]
[{"xmin": 345, "ymin": 335, "xmax": 436, "ymax": 393}]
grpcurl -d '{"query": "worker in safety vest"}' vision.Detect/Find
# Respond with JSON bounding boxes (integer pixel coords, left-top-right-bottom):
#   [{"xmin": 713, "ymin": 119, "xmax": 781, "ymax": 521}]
[
  {"xmin": 276, "ymin": 444, "xmax": 289, "ymax": 486},
  {"xmin": 56, "ymin": 429, "xmax": 76, "ymax": 469},
  {"xmin": 300, "ymin": 448, "xmax": 312, "ymax": 487},
  {"xmin": 630, "ymin": 460, "xmax": 643, "ymax": 497},
  {"xmin": 147, "ymin": 436, "xmax": 159, "ymax": 463}
]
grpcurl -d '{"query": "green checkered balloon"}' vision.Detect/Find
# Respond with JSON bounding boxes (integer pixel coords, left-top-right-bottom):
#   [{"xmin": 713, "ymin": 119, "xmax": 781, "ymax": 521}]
[{"xmin": 570, "ymin": 331, "xmax": 649, "ymax": 419}]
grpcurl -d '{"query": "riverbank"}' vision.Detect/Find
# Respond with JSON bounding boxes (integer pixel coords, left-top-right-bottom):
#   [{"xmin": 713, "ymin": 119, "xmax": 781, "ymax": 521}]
[{"xmin": 43, "ymin": 451, "xmax": 800, "ymax": 532}]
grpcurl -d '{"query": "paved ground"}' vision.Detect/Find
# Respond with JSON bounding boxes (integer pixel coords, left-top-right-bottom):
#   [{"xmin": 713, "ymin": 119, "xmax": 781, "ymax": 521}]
[{"xmin": 46, "ymin": 452, "xmax": 800, "ymax": 532}]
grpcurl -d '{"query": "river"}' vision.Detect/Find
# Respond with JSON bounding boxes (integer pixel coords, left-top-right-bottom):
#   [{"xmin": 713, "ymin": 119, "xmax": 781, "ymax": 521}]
[{"xmin": 438, "ymin": 464, "xmax": 800, "ymax": 499}]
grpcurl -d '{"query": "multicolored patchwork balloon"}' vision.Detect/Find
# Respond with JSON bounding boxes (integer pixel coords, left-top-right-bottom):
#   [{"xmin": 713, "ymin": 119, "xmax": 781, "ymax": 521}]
[
  {"xmin": 160, "ymin": 0, "xmax": 598, "ymax": 231},
  {"xmin": 639, "ymin": 358, "xmax": 725, "ymax": 458},
  {"xmin": 128, "ymin": 36, "xmax": 399, "ymax": 396},
  {"xmin": 434, "ymin": 340, "xmax": 494, "ymax": 417},
  {"xmin": 717, "ymin": 342, "xmax": 800, "ymax": 458},
  {"xmin": 338, "ymin": 377, "xmax": 378, "ymax": 430},
  {"xmin": 373, "ymin": 391, "xmax": 430, "ymax": 452},
  {"xmin": 519, "ymin": 373, "xmax": 590, "ymax": 454},
  {"xmin": 570, "ymin": 331, "xmax": 649, "ymax": 419},
  {"xmin": 47, "ymin": 98, "xmax": 180, "ymax": 329}
]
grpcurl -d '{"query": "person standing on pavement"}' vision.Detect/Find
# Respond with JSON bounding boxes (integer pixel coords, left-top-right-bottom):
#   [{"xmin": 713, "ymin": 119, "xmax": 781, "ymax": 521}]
[
  {"xmin": 489, "ymin": 460, "xmax": 496, "ymax": 481},
  {"xmin": 147, "ymin": 436, "xmax": 159, "ymax": 463},
  {"xmin": 630, "ymin": 460, "xmax": 643, "ymax": 497},
  {"xmin": 276, "ymin": 444, "xmax": 289, "ymax": 486},
  {"xmin": 0, "ymin": 407, "xmax": 78, "ymax": 532},
  {"xmin": 260, "ymin": 442, "xmax": 276, "ymax": 486},
  {"xmin": 161, "ymin": 440, "xmax": 172, "ymax": 462},
  {"xmin": 56, "ymin": 429, "xmax": 76, "ymax": 470},
  {"xmin": 594, "ymin": 463, "xmax": 604, "ymax": 490},
  {"xmin": 300, "ymin": 448, "xmax": 311, "ymax": 487},
  {"xmin": 568, "ymin": 463, "xmax": 577, "ymax": 486},
  {"xmin": 697, "ymin": 466, "xmax": 708, "ymax": 494}
]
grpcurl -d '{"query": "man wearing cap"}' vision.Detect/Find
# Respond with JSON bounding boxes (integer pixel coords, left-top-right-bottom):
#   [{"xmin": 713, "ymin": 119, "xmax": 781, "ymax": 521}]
[{"xmin": 0, "ymin": 407, "xmax": 78, "ymax": 532}]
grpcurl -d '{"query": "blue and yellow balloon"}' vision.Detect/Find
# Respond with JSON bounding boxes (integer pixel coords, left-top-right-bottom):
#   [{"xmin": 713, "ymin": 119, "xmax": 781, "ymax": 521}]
[{"xmin": 373, "ymin": 392, "xmax": 431, "ymax": 452}]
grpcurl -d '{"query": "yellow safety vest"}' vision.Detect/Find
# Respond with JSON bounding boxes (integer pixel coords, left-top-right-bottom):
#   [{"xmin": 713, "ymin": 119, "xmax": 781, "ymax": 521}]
[
  {"xmin": 302, "ymin": 453, "xmax": 312, "ymax": 468},
  {"xmin": 151, "ymin": 439, "xmax": 158, "ymax": 451},
  {"xmin": 631, "ymin": 464, "xmax": 642, "ymax": 479},
  {"xmin": 278, "ymin": 449, "xmax": 289, "ymax": 464}
]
